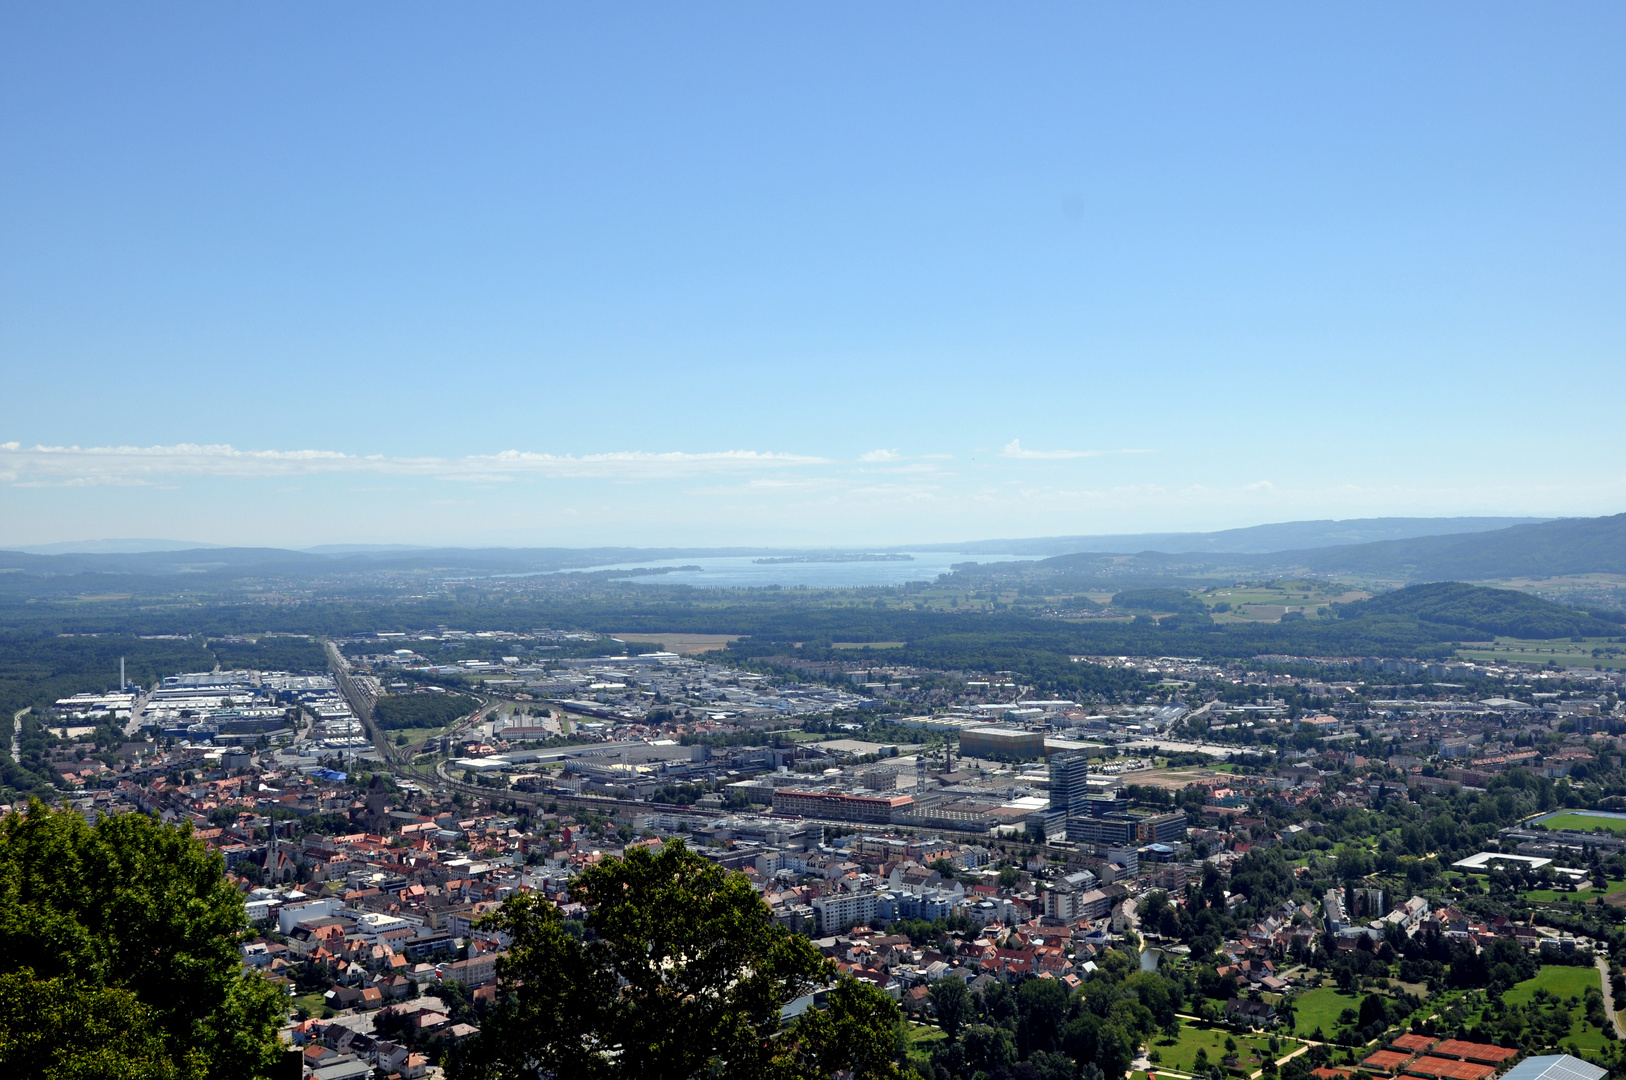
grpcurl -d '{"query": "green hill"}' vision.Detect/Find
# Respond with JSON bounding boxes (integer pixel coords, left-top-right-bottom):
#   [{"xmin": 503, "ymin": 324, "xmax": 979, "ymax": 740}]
[
  {"xmin": 1295, "ymin": 513, "xmax": 1626, "ymax": 580},
  {"xmin": 1334, "ymin": 582, "xmax": 1620, "ymax": 638}
]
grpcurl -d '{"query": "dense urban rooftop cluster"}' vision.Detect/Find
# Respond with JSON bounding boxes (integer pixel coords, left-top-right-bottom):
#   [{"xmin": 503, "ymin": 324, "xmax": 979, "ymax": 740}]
[{"xmin": 15, "ymin": 618, "xmax": 1626, "ymax": 1079}]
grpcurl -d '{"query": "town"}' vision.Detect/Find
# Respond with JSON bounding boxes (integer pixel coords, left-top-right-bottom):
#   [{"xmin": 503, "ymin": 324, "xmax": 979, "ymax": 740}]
[{"xmin": 24, "ymin": 614, "xmax": 1626, "ymax": 1080}]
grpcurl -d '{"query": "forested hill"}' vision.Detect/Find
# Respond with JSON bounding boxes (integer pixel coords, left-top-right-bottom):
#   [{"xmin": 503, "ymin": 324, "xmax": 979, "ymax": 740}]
[
  {"xmin": 1292, "ymin": 513, "xmax": 1626, "ymax": 579},
  {"xmin": 1333, "ymin": 581, "xmax": 1625, "ymax": 638},
  {"xmin": 1029, "ymin": 512, "xmax": 1626, "ymax": 582}
]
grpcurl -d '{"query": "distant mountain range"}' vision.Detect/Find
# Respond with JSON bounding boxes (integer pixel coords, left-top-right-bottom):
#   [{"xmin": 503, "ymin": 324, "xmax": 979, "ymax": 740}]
[
  {"xmin": 2, "ymin": 514, "xmax": 1548, "ymax": 561},
  {"xmin": 1036, "ymin": 512, "xmax": 1626, "ymax": 580},
  {"xmin": 1283, "ymin": 514, "xmax": 1626, "ymax": 578},
  {"xmin": 14, "ymin": 538, "xmax": 227, "ymax": 555},
  {"xmin": 934, "ymin": 516, "xmax": 1547, "ymax": 557},
  {"xmin": 1, "ymin": 512, "xmax": 1621, "ymax": 583}
]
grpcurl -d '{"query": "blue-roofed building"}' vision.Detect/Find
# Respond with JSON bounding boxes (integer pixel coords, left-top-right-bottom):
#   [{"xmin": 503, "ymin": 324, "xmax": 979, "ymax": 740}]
[{"xmin": 1496, "ymin": 1055, "xmax": 1605, "ymax": 1080}]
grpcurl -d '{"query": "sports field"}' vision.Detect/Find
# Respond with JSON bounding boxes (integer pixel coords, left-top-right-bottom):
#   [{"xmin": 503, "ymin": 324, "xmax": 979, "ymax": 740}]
[
  {"xmin": 1521, "ymin": 879, "xmax": 1626, "ymax": 905},
  {"xmin": 1536, "ymin": 812, "xmax": 1626, "ymax": 836}
]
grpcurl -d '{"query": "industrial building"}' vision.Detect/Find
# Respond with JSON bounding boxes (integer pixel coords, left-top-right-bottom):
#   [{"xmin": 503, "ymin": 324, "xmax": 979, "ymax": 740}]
[
  {"xmin": 958, "ymin": 726, "xmax": 1046, "ymax": 760},
  {"xmin": 771, "ymin": 789, "xmax": 915, "ymax": 824}
]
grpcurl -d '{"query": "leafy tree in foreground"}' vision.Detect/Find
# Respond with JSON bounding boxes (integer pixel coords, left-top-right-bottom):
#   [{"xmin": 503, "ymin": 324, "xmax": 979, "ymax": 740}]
[
  {"xmin": 0, "ymin": 970, "xmax": 176, "ymax": 1079},
  {"xmin": 454, "ymin": 839, "xmax": 912, "ymax": 1080},
  {"xmin": 0, "ymin": 801, "xmax": 284, "ymax": 1079}
]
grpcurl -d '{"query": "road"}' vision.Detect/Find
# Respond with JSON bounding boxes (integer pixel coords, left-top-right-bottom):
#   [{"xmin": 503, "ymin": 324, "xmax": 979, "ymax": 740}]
[
  {"xmin": 10, "ymin": 707, "xmax": 25, "ymax": 762},
  {"xmin": 122, "ymin": 685, "xmax": 153, "ymax": 739},
  {"xmin": 1598, "ymin": 955, "xmax": 1626, "ymax": 1039}
]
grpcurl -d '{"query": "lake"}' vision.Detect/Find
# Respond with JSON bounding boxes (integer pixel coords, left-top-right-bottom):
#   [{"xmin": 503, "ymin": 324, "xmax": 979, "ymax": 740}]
[{"xmin": 550, "ymin": 551, "xmax": 1042, "ymax": 589}]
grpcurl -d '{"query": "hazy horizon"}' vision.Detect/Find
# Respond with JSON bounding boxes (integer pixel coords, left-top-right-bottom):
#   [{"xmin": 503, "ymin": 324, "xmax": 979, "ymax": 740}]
[{"xmin": 3, "ymin": 513, "xmax": 1555, "ymax": 557}]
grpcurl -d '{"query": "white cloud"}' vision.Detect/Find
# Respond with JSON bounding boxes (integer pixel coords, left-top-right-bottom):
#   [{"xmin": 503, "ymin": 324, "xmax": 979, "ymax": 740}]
[
  {"xmin": 858, "ymin": 449, "xmax": 902, "ymax": 462},
  {"xmin": 999, "ymin": 440, "xmax": 1156, "ymax": 461},
  {"xmin": 998, "ymin": 439, "xmax": 1095, "ymax": 460},
  {"xmin": 0, "ymin": 441, "xmax": 833, "ymax": 486}
]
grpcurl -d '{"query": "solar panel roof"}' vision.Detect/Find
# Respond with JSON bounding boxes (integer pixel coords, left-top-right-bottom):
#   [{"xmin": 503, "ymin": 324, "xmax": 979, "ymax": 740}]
[{"xmin": 1497, "ymin": 1055, "xmax": 1605, "ymax": 1080}]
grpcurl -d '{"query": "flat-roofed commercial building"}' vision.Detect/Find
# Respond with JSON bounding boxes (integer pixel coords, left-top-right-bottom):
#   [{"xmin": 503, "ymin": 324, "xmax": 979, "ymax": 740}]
[
  {"xmin": 771, "ymin": 790, "xmax": 914, "ymax": 825},
  {"xmin": 1135, "ymin": 811, "xmax": 1188, "ymax": 844},
  {"xmin": 1067, "ymin": 813, "xmax": 1138, "ymax": 847},
  {"xmin": 959, "ymin": 726, "xmax": 1045, "ymax": 760}
]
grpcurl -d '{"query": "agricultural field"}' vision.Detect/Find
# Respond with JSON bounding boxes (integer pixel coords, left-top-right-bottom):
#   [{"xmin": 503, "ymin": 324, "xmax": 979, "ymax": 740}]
[
  {"xmin": 1454, "ymin": 636, "xmax": 1622, "ymax": 669},
  {"xmin": 1200, "ymin": 582, "xmax": 1369, "ymax": 624},
  {"xmin": 1286, "ymin": 986, "xmax": 1363, "ymax": 1038},
  {"xmin": 1150, "ymin": 1021, "xmax": 1293, "ymax": 1075},
  {"xmin": 604, "ymin": 632, "xmax": 741, "ymax": 655}
]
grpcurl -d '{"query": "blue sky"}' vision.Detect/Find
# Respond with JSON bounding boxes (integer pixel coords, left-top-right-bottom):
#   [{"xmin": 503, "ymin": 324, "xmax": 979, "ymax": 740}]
[{"xmin": 2, "ymin": 4, "xmax": 1623, "ymax": 548}]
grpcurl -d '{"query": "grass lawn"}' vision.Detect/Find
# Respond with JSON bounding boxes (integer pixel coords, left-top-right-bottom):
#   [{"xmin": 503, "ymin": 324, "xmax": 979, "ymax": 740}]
[
  {"xmin": 1288, "ymin": 987, "xmax": 1363, "ymax": 1038},
  {"xmin": 1565, "ymin": 1021, "xmax": 1613, "ymax": 1054},
  {"xmin": 291, "ymin": 990, "xmax": 328, "ymax": 1018},
  {"xmin": 1487, "ymin": 966, "xmax": 1612, "ymax": 1054},
  {"xmin": 1521, "ymin": 880, "xmax": 1626, "ymax": 904},
  {"xmin": 1151, "ymin": 1021, "xmax": 1293, "ymax": 1075},
  {"xmin": 395, "ymin": 726, "xmax": 449, "ymax": 750},
  {"xmin": 1536, "ymin": 812, "xmax": 1626, "ymax": 836},
  {"xmin": 904, "ymin": 1022, "xmax": 946, "ymax": 1066},
  {"xmin": 1502, "ymin": 966, "xmax": 1602, "ymax": 1008}
]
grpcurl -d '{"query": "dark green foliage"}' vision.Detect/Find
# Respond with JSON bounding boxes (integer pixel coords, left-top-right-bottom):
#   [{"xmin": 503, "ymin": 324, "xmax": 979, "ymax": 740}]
[
  {"xmin": 1112, "ymin": 588, "xmax": 1206, "ymax": 614},
  {"xmin": 0, "ymin": 634, "xmax": 212, "ymax": 724},
  {"xmin": 0, "ymin": 803, "xmax": 284, "ymax": 1079},
  {"xmin": 930, "ymin": 976, "xmax": 973, "ymax": 1040},
  {"xmin": 0, "ymin": 634, "xmax": 216, "ymax": 800},
  {"xmin": 454, "ymin": 840, "xmax": 907, "ymax": 1079},
  {"xmin": 209, "ymin": 636, "xmax": 326, "ymax": 672},
  {"xmin": 0, "ymin": 970, "xmax": 179, "ymax": 1079},
  {"xmin": 373, "ymin": 692, "xmax": 478, "ymax": 730},
  {"xmin": 926, "ymin": 945, "xmax": 1179, "ymax": 1080},
  {"xmin": 1335, "ymin": 582, "xmax": 1620, "ymax": 639}
]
